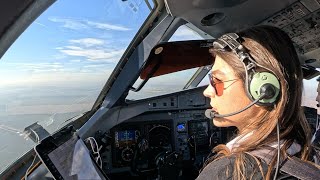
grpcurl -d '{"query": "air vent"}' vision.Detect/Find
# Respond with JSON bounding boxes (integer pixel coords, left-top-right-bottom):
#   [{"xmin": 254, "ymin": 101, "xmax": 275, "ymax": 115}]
[{"xmin": 201, "ymin": 12, "xmax": 225, "ymax": 26}]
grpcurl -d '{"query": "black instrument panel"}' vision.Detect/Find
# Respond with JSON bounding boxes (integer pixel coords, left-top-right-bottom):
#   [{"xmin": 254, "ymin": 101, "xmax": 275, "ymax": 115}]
[
  {"xmin": 114, "ymin": 129, "xmax": 140, "ymax": 162},
  {"xmin": 111, "ymin": 121, "xmax": 172, "ymax": 167},
  {"xmin": 108, "ymin": 110, "xmax": 232, "ymax": 169}
]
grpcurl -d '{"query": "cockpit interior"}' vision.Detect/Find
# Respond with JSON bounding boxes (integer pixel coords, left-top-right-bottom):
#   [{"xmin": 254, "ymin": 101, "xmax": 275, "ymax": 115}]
[{"xmin": 0, "ymin": 0, "xmax": 319, "ymax": 180}]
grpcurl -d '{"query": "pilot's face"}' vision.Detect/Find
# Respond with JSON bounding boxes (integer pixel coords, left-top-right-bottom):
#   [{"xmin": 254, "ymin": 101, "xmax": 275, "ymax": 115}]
[{"xmin": 203, "ymin": 55, "xmax": 263, "ymax": 131}]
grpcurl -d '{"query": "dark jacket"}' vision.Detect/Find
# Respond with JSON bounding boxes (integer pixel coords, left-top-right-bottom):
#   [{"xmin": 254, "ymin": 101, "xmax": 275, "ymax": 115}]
[{"xmin": 196, "ymin": 153, "xmax": 297, "ymax": 180}]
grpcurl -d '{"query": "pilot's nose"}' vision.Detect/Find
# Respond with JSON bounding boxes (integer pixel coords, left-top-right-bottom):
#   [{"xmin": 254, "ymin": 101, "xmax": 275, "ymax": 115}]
[{"xmin": 203, "ymin": 85, "xmax": 215, "ymax": 98}]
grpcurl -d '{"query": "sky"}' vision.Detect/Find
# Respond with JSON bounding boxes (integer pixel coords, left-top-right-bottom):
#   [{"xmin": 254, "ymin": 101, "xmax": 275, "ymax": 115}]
[
  {"xmin": 0, "ymin": 0, "xmax": 148, "ymax": 85},
  {"xmin": 0, "ymin": 0, "xmax": 152, "ymax": 116}
]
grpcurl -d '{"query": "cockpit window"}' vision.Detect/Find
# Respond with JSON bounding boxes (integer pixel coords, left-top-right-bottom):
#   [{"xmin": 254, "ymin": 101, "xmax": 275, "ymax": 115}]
[
  {"xmin": 126, "ymin": 25, "xmax": 203, "ymax": 100},
  {"xmin": 302, "ymin": 76, "xmax": 319, "ymax": 110},
  {"xmin": 198, "ymin": 72, "xmax": 210, "ymax": 87},
  {"xmin": 127, "ymin": 68, "xmax": 199, "ymax": 100},
  {"xmin": 169, "ymin": 25, "xmax": 203, "ymax": 41},
  {"xmin": 0, "ymin": 0, "xmax": 152, "ymax": 172}
]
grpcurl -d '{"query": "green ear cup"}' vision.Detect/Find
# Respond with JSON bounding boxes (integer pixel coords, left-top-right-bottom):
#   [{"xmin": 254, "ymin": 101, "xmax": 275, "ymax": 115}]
[{"xmin": 249, "ymin": 72, "xmax": 280, "ymax": 104}]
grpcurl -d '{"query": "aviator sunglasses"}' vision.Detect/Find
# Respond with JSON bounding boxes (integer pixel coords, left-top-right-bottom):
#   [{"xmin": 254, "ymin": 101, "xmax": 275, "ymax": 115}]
[{"xmin": 208, "ymin": 73, "xmax": 238, "ymax": 96}]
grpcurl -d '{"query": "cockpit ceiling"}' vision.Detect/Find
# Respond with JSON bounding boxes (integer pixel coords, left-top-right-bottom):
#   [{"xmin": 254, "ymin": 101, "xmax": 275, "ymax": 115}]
[
  {"xmin": 165, "ymin": 0, "xmax": 297, "ymax": 36},
  {"xmin": 0, "ymin": 0, "xmax": 34, "ymax": 38},
  {"xmin": 165, "ymin": 0, "xmax": 320, "ymax": 68}
]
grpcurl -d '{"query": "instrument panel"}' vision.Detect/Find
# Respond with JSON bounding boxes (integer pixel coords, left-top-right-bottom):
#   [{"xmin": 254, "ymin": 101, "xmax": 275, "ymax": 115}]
[
  {"xmin": 108, "ymin": 110, "xmax": 232, "ymax": 169},
  {"xmin": 111, "ymin": 121, "xmax": 172, "ymax": 167},
  {"xmin": 115, "ymin": 130, "xmax": 140, "ymax": 162}
]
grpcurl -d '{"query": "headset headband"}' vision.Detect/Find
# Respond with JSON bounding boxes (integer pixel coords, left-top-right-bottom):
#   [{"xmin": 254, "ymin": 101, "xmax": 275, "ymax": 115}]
[{"xmin": 213, "ymin": 33, "xmax": 258, "ymax": 71}]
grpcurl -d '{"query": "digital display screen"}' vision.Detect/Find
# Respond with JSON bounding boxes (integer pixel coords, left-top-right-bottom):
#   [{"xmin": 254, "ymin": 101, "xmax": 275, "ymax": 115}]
[
  {"xmin": 177, "ymin": 123, "xmax": 186, "ymax": 132},
  {"xmin": 118, "ymin": 130, "xmax": 135, "ymax": 141}
]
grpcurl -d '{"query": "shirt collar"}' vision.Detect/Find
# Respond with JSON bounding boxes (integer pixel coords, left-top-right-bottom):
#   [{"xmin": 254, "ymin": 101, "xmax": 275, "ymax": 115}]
[{"xmin": 226, "ymin": 132, "xmax": 301, "ymax": 155}]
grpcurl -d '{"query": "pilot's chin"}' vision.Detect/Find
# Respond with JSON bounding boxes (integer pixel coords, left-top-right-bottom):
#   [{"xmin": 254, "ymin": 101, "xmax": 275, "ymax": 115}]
[{"xmin": 212, "ymin": 118, "xmax": 229, "ymax": 127}]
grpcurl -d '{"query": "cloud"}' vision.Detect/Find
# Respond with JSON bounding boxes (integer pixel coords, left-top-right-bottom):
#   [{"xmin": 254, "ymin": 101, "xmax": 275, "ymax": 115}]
[
  {"xmin": 48, "ymin": 17, "xmax": 88, "ymax": 30},
  {"xmin": 14, "ymin": 62, "xmax": 64, "ymax": 70},
  {"xmin": 69, "ymin": 38, "xmax": 105, "ymax": 47},
  {"xmin": 34, "ymin": 21, "xmax": 47, "ymax": 28},
  {"xmin": 48, "ymin": 17, "xmax": 131, "ymax": 31},
  {"xmin": 86, "ymin": 21, "xmax": 131, "ymax": 31},
  {"xmin": 0, "ymin": 67, "xmax": 112, "ymax": 87},
  {"xmin": 63, "ymin": 46, "xmax": 83, "ymax": 50},
  {"xmin": 53, "ymin": 53, "xmax": 67, "ymax": 60},
  {"xmin": 83, "ymin": 64, "xmax": 106, "ymax": 68},
  {"xmin": 58, "ymin": 46, "xmax": 124, "ymax": 62},
  {"xmin": 1, "ymin": 62, "xmax": 66, "ymax": 74},
  {"xmin": 70, "ymin": 59, "xmax": 82, "ymax": 63},
  {"xmin": 0, "ymin": 63, "xmax": 68, "ymax": 85}
]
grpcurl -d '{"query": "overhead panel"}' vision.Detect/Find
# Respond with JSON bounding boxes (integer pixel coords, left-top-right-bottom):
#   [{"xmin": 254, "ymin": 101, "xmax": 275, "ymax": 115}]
[{"xmin": 260, "ymin": 1, "xmax": 320, "ymax": 54}]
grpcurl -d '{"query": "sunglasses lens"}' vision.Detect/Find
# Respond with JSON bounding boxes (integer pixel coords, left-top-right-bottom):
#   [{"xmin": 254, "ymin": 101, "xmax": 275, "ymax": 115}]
[
  {"xmin": 211, "ymin": 77, "xmax": 223, "ymax": 96},
  {"xmin": 208, "ymin": 73, "xmax": 238, "ymax": 96}
]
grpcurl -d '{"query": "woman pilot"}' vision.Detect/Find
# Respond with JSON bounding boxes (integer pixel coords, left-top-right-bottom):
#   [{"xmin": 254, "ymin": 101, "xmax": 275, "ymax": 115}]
[{"xmin": 197, "ymin": 25, "xmax": 319, "ymax": 179}]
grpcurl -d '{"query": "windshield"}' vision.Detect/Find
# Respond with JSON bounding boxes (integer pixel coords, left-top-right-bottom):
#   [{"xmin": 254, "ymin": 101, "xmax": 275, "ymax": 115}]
[{"xmin": 0, "ymin": 0, "xmax": 152, "ymax": 172}]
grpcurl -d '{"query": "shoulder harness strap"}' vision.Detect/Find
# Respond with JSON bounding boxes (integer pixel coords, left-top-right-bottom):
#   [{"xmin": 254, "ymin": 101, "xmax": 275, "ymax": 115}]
[{"xmin": 250, "ymin": 149, "xmax": 320, "ymax": 180}]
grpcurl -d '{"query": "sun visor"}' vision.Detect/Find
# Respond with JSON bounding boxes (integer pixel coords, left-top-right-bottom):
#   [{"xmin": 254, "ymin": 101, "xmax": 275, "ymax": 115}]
[{"xmin": 140, "ymin": 40, "xmax": 214, "ymax": 80}]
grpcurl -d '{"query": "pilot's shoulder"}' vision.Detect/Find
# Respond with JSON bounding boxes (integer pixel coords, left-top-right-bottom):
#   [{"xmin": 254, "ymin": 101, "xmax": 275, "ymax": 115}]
[{"xmin": 196, "ymin": 153, "xmax": 267, "ymax": 180}]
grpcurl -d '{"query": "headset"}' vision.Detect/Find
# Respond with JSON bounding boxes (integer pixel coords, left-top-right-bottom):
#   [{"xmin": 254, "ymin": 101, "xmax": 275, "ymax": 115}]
[{"xmin": 205, "ymin": 33, "xmax": 281, "ymax": 119}]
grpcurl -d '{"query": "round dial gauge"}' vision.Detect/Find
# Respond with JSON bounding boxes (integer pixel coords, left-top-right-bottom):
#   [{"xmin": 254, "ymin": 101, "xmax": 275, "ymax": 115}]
[{"xmin": 121, "ymin": 147, "xmax": 134, "ymax": 162}]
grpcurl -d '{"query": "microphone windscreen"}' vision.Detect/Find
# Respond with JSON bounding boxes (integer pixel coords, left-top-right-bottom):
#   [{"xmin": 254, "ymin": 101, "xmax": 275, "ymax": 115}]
[{"xmin": 205, "ymin": 109, "xmax": 213, "ymax": 119}]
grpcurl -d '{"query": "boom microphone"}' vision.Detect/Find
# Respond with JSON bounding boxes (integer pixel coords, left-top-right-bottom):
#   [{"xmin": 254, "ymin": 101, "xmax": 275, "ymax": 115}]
[{"xmin": 205, "ymin": 94, "xmax": 265, "ymax": 119}]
